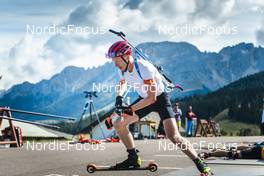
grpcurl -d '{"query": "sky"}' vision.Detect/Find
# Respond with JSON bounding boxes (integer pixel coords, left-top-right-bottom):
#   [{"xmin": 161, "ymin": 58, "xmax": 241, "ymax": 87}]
[{"xmin": 0, "ymin": 0, "xmax": 264, "ymax": 90}]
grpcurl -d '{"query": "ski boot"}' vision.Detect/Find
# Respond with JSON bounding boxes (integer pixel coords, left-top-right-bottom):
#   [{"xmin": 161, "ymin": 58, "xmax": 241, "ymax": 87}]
[
  {"xmin": 111, "ymin": 149, "xmax": 141, "ymax": 169},
  {"xmin": 193, "ymin": 158, "xmax": 213, "ymax": 176}
]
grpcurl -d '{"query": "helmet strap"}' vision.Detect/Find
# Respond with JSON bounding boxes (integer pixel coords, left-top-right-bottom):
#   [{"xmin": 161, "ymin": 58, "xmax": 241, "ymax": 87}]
[{"xmin": 121, "ymin": 55, "xmax": 129, "ymax": 73}]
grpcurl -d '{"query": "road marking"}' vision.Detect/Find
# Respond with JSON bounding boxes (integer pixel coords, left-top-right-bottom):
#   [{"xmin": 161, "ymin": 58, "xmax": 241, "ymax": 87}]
[
  {"xmin": 159, "ymin": 167, "xmax": 182, "ymax": 170},
  {"xmin": 154, "ymin": 154, "xmax": 187, "ymax": 157}
]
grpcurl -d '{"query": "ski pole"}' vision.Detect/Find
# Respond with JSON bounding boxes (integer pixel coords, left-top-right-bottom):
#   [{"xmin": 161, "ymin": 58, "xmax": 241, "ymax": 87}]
[{"xmin": 109, "ymin": 29, "xmax": 183, "ymax": 92}]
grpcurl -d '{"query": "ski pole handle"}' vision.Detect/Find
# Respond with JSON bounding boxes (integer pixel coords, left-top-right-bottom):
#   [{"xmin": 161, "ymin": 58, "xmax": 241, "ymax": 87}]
[
  {"xmin": 175, "ymin": 85, "xmax": 184, "ymax": 91},
  {"xmin": 109, "ymin": 29, "xmax": 126, "ymax": 37},
  {"xmin": 109, "ymin": 29, "xmax": 119, "ymax": 35}
]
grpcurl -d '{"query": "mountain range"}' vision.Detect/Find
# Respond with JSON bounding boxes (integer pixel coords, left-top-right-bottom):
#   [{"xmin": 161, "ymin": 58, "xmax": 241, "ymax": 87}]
[{"xmin": 0, "ymin": 42, "xmax": 263, "ymax": 120}]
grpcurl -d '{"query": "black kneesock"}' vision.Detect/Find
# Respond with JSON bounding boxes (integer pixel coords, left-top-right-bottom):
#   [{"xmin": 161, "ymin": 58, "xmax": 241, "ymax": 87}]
[
  {"xmin": 193, "ymin": 157, "xmax": 201, "ymax": 164},
  {"xmin": 127, "ymin": 148, "xmax": 138, "ymax": 157}
]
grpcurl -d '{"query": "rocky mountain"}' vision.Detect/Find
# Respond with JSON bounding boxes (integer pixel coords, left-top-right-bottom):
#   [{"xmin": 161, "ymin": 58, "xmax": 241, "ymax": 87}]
[
  {"xmin": 138, "ymin": 42, "xmax": 264, "ymax": 91},
  {"xmin": 0, "ymin": 42, "xmax": 263, "ymax": 120}
]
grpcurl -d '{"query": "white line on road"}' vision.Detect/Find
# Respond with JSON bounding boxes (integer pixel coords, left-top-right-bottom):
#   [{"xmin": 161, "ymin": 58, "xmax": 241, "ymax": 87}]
[
  {"xmin": 154, "ymin": 154, "xmax": 187, "ymax": 157},
  {"xmin": 159, "ymin": 167, "xmax": 182, "ymax": 170}
]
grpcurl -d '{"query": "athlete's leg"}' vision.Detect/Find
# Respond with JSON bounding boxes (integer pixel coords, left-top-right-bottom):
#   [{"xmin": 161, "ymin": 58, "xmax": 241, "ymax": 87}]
[
  {"xmin": 111, "ymin": 113, "xmax": 141, "ymax": 169},
  {"xmin": 111, "ymin": 96, "xmax": 154, "ymax": 169},
  {"xmin": 158, "ymin": 92, "xmax": 211, "ymax": 174},
  {"xmin": 113, "ymin": 113, "xmax": 139, "ymax": 149},
  {"xmin": 163, "ymin": 118, "xmax": 198, "ymax": 159},
  {"xmin": 163, "ymin": 118, "xmax": 212, "ymax": 174}
]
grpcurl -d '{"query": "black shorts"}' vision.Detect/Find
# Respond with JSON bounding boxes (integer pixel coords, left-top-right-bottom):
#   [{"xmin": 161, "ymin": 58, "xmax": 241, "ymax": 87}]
[{"xmin": 131, "ymin": 92, "xmax": 174, "ymax": 121}]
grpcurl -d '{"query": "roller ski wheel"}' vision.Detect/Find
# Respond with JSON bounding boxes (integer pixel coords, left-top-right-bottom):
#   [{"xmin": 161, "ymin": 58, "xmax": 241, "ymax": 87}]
[
  {"xmin": 87, "ymin": 163, "xmax": 97, "ymax": 173},
  {"xmin": 147, "ymin": 162, "xmax": 158, "ymax": 172}
]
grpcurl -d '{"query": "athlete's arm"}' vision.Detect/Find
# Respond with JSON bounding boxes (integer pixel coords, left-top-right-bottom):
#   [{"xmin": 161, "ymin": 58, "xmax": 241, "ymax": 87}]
[{"xmin": 130, "ymin": 79, "xmax": 157, "ymax": 112}]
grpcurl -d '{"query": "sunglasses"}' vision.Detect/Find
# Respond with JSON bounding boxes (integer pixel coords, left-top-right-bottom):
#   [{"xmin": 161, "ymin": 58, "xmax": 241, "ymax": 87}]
[{"xmin": 106, "ymin": 51, "xmax": 125, "ymax": 59}]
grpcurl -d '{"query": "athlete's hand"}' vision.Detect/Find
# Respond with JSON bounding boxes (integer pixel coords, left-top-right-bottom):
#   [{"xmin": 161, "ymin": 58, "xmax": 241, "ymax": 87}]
[
  {"xmin": 123, "ymin": 106, "xmax": 133, "ymax": 116},
  {"xmin": 115, "ymin": 95, "xmax": 123, "ymax": 108},
  {"xmin": 116, "ymin": 106, "xmax": 133, "ymax": 116},
  {"xmin": 121, "ymin": 106, "xmax": 133, "ymax": 116}
]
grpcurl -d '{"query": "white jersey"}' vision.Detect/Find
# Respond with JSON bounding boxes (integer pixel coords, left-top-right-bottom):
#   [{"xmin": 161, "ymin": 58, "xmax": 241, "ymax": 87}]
[{"xmin": 120, "ymin": 59, "xmax": 165, "ymax": 98}]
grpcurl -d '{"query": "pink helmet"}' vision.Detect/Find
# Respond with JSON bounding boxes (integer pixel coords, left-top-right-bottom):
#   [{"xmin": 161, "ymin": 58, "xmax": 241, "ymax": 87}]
[{"xmin": 107, "ymin": 41, "xmax": 132, "ymax": 59}]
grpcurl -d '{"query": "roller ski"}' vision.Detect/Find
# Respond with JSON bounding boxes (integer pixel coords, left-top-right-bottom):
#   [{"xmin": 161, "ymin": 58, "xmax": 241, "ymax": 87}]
[
  {"xmin": 87, "ymin": 149, "xmax": 157, "ymax": 173},
  {"xmin": 87, "ymin": 161, "xmax": 158, "ymax": 173},
  {"xmin": 194, "ymin": 158, "xmax": 214, "ymax": 176}
]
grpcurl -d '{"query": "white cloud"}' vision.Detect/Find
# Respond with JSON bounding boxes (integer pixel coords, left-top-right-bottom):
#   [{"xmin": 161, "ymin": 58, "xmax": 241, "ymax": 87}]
[
  {"xmin": 0, "ymin": 34, "xmax": 110, "ymax": 90},
  {"xmin": 190, "ymin": 0, "xmax": 235, "ymax": 22},
  {"xmin": 43, "ymin": 34, "xmax": 109, "ymax": 68},
  {"xmin": 65, "ymin": 0, "xmax": 119, "ymax": 27},
  {"xmin": 0, "ymin": 36, "xmax": 55, "ymax": 89},
  {"xmin": 1, "ymin": 0, "xmax": 264, "ymax": 90},
  {"xmin": 256, "ymin": 21, "xmax": 264, "ymax": 45}
]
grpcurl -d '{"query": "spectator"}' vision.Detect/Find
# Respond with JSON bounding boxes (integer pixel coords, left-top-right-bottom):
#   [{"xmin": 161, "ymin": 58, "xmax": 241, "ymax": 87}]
[
  {"xmin": 173, "ymin": 103, "xmax": 182, "ymax": 130},
  {"xmin": 185, "ymin": 105, "xmax": 196, "ymax": 137}
]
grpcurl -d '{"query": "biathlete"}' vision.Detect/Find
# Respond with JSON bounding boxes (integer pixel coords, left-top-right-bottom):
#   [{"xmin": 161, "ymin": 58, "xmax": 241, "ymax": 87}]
[{"xmin": 105, "ymin": 40, "xmax": 212, "ymax": 175}]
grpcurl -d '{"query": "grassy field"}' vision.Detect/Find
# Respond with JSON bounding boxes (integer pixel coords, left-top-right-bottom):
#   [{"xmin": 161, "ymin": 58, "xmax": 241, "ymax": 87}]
[
  {"xmin": 218, "ymin": 120, "xmax": 261, "ymax": 136},
  {"xmin": 213, "ymin": 108, "xmax": 261, "ymax": 136}
]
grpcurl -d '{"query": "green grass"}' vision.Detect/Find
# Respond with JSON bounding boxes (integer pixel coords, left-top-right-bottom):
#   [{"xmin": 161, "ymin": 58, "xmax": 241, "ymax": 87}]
[
  {"xmin": 213, "ymin": 108, "xmax": 261, "ymax": 136},
  {"xmin": 218, "ymin": 120, "xmax": 261, "ymax": 136},
  {"xmin": 214, "ymin": 108, "xmax": 229, "ymax": 122}
]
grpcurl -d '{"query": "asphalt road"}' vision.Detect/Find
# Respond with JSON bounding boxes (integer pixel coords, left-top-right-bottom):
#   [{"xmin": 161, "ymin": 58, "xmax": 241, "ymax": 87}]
[{"xmin": 0, "ymin": 136, "xmax": 263, "ymax": 176}]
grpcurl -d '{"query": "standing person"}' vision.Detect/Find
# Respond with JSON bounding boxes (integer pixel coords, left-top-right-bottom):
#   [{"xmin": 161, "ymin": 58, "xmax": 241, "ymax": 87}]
[
  {"xmin": 261, "ymin": 105, "xmax": 264, "ymax": 135},
  {"xmin": 105, "ymin": 41, "xmax": 211, "ymax": 175},
  {"xmin": 173, "ymin": 103, "xmax": 182, "ymax": 130},
  {"xmin": 186, "ymin": 105, "xmax": 196, "ymax": 137}
]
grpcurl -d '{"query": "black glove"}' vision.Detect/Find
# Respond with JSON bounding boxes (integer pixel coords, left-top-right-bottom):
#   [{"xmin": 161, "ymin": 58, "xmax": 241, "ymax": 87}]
[
  {"xmin": 115, "ymin": 95, "xmax": 123, "ymax": 108},
  {"xmin": 119, "ymin": 106, "xmax": 133, "ymax": 116},
  {"xmin": 105, "ymin": 117, "xmax": 113, "ymax": 130}
]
